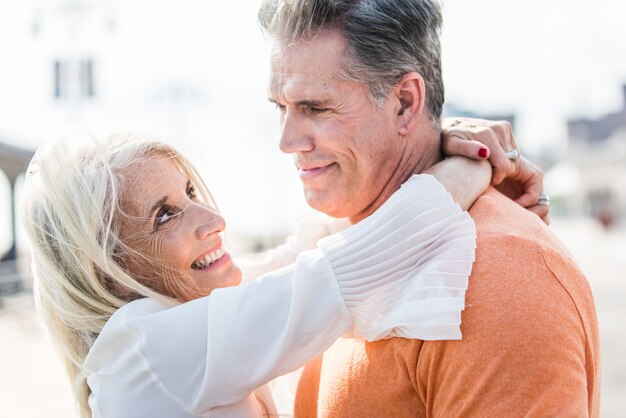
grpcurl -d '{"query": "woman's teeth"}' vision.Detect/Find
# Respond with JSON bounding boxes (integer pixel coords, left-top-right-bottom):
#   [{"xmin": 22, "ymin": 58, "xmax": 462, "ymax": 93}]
[{"xmin": 191, "ymin": 248, "xmax": 226, "ymax": 270}]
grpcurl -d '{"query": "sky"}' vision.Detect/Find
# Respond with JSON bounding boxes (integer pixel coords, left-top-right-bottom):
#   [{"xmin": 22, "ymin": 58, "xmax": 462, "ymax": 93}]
[
  {"xmin": 440, "ymin": 0, "xmax": 626, "ymax": 148},
  {"xmin": 1, "ymin": 0, "xmax": 626, "ymax": 254}
]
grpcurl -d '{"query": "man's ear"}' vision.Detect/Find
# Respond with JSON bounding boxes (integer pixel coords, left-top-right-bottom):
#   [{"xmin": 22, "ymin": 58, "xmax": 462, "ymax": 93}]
[{"xmin": 395, "ymin": 72, "xmax": 426, "ymax": 136}]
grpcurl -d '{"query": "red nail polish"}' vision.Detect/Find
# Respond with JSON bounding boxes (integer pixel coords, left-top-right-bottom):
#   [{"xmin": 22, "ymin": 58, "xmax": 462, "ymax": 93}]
[{"xmin": 478, "ymin": 147, "xmax": 488, "ymax": 158}]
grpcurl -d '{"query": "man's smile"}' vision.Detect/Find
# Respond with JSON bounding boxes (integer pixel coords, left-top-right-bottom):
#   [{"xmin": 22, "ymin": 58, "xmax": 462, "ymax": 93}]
[{"xmin": 297, "ymin": 163, "xmax": 335, "ymax": 182}]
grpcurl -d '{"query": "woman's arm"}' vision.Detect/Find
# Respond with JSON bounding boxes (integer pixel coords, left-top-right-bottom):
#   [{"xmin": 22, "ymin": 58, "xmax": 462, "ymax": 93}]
[
  {"xmin": 240, "ymin": 156, "xmax": 490, "ymax": 281},
  {"xmin": 237, "ymin": 215, "xmax": 349, "ymax": 280},
  {"xmin": 425, "ymin": 156, "xmax": 491, "ymax": 211},
  {"xmin": 85, "ymin": 175, "xmax": 477, "ymax": 416}
]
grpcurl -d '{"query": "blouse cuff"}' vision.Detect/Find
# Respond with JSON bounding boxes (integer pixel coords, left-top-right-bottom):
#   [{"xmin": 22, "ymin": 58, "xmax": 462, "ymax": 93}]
[{"xmin": 317, "ymin": 174, "xmax": 477, "ymax": 341}]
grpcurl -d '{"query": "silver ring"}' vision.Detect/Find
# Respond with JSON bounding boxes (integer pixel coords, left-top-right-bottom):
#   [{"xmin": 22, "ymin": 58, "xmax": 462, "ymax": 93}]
[
  {"xmin": 537, "ymin": 192, "xmax": 550, "ymax": 207},
  {"xmin": 505, "ymin": 149, "xmax": 520, "ymax": 162}
]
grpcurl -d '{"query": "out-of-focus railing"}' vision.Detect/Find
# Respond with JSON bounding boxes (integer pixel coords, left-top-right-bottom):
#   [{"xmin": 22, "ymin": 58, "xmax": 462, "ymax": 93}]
[{"xmin": 0, "ymin": 259, "xmax": 32, "ymax": 307}]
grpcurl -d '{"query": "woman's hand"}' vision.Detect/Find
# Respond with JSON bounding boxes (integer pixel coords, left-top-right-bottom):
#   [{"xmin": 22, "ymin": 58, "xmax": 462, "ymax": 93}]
[{"xmin": 441, "ymin": 117, "xmax": 549, "ymax": 224}]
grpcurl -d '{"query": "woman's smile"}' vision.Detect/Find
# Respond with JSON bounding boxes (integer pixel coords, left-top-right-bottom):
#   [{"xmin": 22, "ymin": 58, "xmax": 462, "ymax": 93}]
[{"xmin": 191, "ymin": 246, "xmax": 227, "ymax": 270}]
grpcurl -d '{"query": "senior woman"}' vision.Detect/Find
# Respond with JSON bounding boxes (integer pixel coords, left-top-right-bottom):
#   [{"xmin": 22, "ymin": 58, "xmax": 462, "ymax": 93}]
[{"xmin": 20, "ymin": 130, "xmax": 543, "ymax": 418}]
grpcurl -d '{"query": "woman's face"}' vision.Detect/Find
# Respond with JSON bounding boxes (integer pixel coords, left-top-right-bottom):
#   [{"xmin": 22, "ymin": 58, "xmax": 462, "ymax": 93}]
[{"xmin": 117, "ymin": 155, "xmax": 242, "ymax": 301}]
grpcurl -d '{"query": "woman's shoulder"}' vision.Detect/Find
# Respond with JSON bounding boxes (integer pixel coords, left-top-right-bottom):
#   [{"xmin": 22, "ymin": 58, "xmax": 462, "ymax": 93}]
[
  {"xmin": 118, "ymin": 297, "xmax": 171, "ymax": 317},
  {"xmin": 104, "ymin": 297, "xmax": 171, "ymax": 333},
  {"xmin": 84, "ymin": 298, "xmax": 170, "ymax": 369}
]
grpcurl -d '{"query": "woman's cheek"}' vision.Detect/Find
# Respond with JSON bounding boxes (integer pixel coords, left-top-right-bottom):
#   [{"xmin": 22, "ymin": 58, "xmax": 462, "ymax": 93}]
[{"xmin": 160, "ymin": 230, "xmax": 188, "ymax": 265}]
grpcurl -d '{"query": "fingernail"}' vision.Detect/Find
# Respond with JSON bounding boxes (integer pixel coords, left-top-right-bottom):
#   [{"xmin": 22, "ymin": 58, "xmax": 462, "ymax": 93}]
[{"xmin": 478, "ymin": 147, "xmax": 488, "ymax": 158}]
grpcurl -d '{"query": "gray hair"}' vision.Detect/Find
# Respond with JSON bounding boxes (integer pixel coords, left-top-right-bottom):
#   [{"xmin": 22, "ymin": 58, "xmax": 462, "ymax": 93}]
[{"xmin": 258, "ymin": 0, "xmax": 445, "ymax": 124}]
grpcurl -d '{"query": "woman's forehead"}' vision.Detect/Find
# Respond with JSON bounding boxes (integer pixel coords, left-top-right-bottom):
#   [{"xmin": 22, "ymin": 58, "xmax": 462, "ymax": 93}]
[{"xmin": 119, "ymin": 156, "xmax": 188, "ymax": 214}]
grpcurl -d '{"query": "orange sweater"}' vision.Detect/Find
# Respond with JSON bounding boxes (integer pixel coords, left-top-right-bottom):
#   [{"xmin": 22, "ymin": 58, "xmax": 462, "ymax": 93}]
[{"xmin": 295, "ymin": 188, "xmax": 600, "ymax": 417}]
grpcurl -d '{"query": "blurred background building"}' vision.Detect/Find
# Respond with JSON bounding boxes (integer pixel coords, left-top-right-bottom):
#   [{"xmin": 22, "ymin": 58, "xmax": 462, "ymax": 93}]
[
  {"xmin": 0, "ymin": 0, "xmax": 625, "ymax": 417},
  {"xmin": 564, "ymin": 84, "xmax": 626, "ymax": 229}
]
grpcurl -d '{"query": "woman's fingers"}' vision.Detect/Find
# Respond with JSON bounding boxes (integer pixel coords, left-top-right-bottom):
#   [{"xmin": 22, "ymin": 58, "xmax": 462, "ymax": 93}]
[
  {"xmin": 483, "ymin": 121, "xmax": 518, "ymax": 185},
  {"xmin": 441, "ymin": 118, "xmax": 549, "ymax": 223},
  {"xmin": 488, "ymin": 142, "xmax": 515, "ymax": 185},
  {"xmin": 496, "ymin": 158, "xmax": 549, "ymax": 223},
  {"xmin": 512, "ymin": 158, "xmax": 545, "ymax": 208},
  {"xmin": 526, "ymin": 205, "xmax": 550, "ymax": 225},
  {"xmin": 441, "ymin": 133, "xmax": 491, "ymax": 160},
  {"xmin": 441, "ymin": 117, "xmax": 519, "ymax": 185}
]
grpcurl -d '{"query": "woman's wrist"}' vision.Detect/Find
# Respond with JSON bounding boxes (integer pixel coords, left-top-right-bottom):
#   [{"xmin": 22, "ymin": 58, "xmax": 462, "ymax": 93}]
[{"xmin": 425, "ymin": 156, "xmax": 491, "ymax": 210}]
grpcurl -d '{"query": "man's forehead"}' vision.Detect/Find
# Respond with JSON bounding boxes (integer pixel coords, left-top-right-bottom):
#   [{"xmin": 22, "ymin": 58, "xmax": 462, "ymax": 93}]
[
  {"xmin": 268, "ymin": 32, "xmax": 349, "ymax": 98},
  {"xmin": 268, "ymin": 69, "xmax": 337, "ymax": 99},
  {"xmin": 272, "ymin": 29, "xmax": 346, "ymax": 56}
]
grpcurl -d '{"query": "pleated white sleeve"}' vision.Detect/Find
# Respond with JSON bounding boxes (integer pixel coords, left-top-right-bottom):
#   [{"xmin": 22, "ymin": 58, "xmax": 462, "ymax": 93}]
[
  {"xmin": 318, "ymin": 174, "xmax": 477, "ymax": 341},
  {"xmin": 237, "ymin": 215, "xmax": 350, "ymax": 281},
  {"xmin": 84, "ymin": 174, "xmax": 476, "ymax": 418}
]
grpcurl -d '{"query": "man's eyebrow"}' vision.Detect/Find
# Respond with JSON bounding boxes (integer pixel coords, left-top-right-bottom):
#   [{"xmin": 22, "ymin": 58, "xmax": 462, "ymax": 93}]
[
  {"xmin": 296, "ymin": 99, "xmax": 330, "ymax": 107},
  {"xmin": 267, "ymin": 98, "xmax": 331, "ymax": 107}
]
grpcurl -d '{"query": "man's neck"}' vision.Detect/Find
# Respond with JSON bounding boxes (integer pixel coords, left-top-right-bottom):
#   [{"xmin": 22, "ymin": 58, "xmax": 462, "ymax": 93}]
[{"xmin": 348, "ymin": 128, "xmax": 442, "ymax": 224}]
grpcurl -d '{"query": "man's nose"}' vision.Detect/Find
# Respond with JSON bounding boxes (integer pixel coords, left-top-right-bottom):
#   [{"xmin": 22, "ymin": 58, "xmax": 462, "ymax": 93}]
[
  {"xmin": 279, "ymin": 111, "xmax": 314, "ymax": 154},
  {"xmin": 192, "ymin": 204, "xmax": 226, "ymax": 240}
]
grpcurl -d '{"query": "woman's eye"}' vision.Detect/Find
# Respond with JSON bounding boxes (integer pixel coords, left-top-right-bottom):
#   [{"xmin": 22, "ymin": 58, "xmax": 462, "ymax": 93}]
[
  {"xmin": 187, "ymin": 185, "xmax": 197, "ymax": 199},
  {"xmin": 155, "ymin": 207, "xmax": 175, "ymax": 226}
]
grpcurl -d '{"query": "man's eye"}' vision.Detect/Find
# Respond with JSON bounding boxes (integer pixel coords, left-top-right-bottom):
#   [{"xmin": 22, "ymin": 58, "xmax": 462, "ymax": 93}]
[
  {"xmin": 274, "ymin": 103, "xmax": 286, "ymax": 112},
  {"xmin": 308, "ymin": 107, "xmax": 327, "ymax": 115}
]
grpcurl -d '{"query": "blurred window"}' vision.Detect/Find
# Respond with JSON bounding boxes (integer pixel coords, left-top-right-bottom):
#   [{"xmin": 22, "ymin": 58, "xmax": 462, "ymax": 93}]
[
  {"xmin": 80, "ymin": 59, "xmax": 95, "ymax": 98},
  {"xmin": 53, "ymin": 60, "xmax": 67, "ymax": 98},
  {"xmin": 53, "ymin": 58, "xmax": 95, "ymax": 99}
]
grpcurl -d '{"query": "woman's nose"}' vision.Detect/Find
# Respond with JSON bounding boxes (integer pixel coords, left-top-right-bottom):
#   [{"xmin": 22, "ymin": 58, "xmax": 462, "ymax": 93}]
[{"xmin": 192, "ymin": 205, "xmax": 225, "ymax": 240}]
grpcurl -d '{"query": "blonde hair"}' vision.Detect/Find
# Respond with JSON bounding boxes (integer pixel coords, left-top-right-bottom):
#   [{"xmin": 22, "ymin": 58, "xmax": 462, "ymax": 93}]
[{"xmin": 20, "ymin": 134, "xmax": 215, "ymax": 417}]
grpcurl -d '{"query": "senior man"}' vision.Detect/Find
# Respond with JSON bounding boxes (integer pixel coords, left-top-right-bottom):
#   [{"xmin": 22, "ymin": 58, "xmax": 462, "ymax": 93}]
[{"xmin": 260, "ymin": 0, "xmax": 600, "ymax": 417}]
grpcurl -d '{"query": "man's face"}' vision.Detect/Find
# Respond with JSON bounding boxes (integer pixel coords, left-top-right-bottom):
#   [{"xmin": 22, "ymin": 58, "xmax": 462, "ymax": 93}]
[{"xmin": 268, "ymin": 30, "xmax": 405, "ymax": 221}]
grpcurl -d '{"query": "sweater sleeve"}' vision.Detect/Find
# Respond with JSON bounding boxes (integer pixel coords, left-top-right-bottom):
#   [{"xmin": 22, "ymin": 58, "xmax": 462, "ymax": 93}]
[{"xmin": 84, "ymin": 174, "xmax": 476, "ymax": 417}]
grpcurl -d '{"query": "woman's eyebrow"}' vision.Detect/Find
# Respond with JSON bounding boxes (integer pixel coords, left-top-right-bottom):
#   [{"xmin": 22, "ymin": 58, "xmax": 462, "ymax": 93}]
[
  {"xmin": 148, "ymin": 196, "xmax": 168, "ymax": 217},
  {"xmin": 144, "ymin": 179, "xmax": 190, "ymax": 218}
]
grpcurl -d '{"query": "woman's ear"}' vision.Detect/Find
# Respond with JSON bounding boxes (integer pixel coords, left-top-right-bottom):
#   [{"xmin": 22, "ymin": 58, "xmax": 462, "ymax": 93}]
[{"xmin": 395, "ymin": 72, "xmax": 426, "ymax": 136}]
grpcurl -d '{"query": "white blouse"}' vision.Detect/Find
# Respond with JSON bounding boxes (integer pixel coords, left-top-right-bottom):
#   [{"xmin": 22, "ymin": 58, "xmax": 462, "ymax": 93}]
[{"xmin": 84, "ymin": 174, "xmax": 476, "ymax": 418}]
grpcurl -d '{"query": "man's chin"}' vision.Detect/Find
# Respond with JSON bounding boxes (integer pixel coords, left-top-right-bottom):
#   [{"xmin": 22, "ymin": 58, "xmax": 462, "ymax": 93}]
[{"xmin": 304, "ymin": 190, "xmax": 351, "ymax": 218}]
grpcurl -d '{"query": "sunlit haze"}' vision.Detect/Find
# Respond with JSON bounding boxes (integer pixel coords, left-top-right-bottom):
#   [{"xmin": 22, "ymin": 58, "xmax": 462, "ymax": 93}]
[{"xmin": 1, "ymin": 0, "xmax": 625, "ymax": 252}]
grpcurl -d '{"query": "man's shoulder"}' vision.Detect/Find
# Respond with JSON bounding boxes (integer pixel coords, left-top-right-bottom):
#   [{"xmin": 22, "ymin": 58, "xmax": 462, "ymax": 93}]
[
  {"xmin": 469, "ymin": 187, "xmax": 580, "ymax": 274},
  {"xmin": 415, "ymin": 190, "xmax": 600, "ymax": 418},
  {"xmin": 461, "ymin": 187, "xmax": 596, "ymax": 341},
  {"xmin": 470, "ymin": 187, "xmax": 555, "ymax": 244}
]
